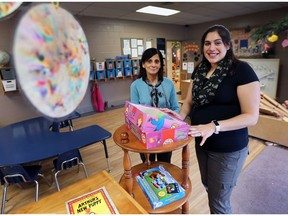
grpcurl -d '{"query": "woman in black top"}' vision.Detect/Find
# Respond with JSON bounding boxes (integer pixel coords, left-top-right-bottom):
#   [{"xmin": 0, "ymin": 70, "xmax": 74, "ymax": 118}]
[{"xmin": 176, "ymin": 25, "xmax": 260, "ymax": 213}]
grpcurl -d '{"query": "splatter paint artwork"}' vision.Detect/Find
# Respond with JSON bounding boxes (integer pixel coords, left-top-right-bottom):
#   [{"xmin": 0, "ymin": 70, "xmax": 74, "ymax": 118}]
[
  {"xmin": 13, "ymin": 4, "xmax": 90, "ymax": 118},
  {"xmin": 0, "ymin": 2, "xmax": 22, "ymax": 19}
]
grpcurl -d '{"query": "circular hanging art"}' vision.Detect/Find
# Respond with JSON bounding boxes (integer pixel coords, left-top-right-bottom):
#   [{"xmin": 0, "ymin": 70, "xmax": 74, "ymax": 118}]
[
  {"xmin": 13, "ymin": 4, "xmax": 90, "ymax": 118},
  {"xmin": 0, "ymin": 2, "xmax": 22, "ymax": 19}
]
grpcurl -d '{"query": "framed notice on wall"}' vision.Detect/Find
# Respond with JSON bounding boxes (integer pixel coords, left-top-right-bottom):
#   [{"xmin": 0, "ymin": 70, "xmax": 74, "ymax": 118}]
[
  {"xmin": 240, "ymin": 58, "xmax": 280, "ymax": 99},
  {"xmin": 121, "ymin": 38, "xmax": 144, "ymax": 58}
]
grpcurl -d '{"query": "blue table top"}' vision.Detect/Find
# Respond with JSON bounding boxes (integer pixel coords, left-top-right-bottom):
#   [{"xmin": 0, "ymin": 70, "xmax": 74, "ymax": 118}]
[{"xmin": 0, "ymin": 117, "xmax": 112, "ymax": 166}]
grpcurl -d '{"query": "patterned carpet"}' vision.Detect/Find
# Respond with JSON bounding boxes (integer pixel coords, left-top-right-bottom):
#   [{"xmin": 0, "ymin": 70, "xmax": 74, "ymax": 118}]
[{"xmin": 231, "ymin": 145, "xmax": 288, "ymax": 213}]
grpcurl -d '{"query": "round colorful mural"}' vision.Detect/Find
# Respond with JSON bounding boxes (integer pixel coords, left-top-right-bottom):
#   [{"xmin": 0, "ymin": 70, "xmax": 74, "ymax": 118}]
[{"xmin": 13, "ymin": 3, "xmax": 90, "ymax": 118}]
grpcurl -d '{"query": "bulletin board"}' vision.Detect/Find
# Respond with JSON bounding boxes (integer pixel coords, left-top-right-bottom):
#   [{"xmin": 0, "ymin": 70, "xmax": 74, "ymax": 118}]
[
  {"xmin": 181, "ymin": 40, "xmax": 201, "ymax": 73},
  {"xmin": 231, "ymin": 28, "xmax": 262, "ymax": 58},
  {"xmin": 121, "ymin": 38, "xmax": 144, "ymax": 58}
]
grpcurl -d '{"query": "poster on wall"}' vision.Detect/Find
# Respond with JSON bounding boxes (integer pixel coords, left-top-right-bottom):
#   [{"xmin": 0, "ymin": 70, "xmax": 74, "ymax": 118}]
[
  {"xmin": 181, "ymin": 41, "xmax": 201, "ymax": 72},
  {"xmin": 182, "ymin": 62, "xmax": 188, "ymax": 70},
  {"xmin": 131, "ymin": 48, "xmax": 138, "ymax": 58},
  {"xmin": 122, "ymin": 39, "xmax": 131, "ymax": 55},
  {"xmin": 146, "ymin": 40, "xmax": 152, "ymax": 49},
  {"xmin": 121, "ymin": 38, "xmax": 144, "ymax": 57},
  {"xmin": 187, "ymin": 62, "xmax": 194, "ymax": 74},
  {"xmin": 240, "ymin": 58, "xmax": 279, "ymax": 99},
  {"xmin": 231, "ymin": 28, "xmax": 262, "ymax": 57}
]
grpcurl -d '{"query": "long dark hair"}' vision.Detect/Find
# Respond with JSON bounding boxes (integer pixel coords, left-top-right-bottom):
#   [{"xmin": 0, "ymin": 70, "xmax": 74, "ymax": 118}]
[
  {"xmin": 138, "ymin": 48, "xmax": 164, "ymax": 81},
  {"xmin": 197, "ymin": 24, "xmax": 240, "ymax": 75}
]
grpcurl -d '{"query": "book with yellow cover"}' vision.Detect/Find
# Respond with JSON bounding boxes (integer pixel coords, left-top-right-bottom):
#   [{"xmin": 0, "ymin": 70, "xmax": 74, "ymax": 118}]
[{"xmin": 66, "ymin": 186, "xmax": 119, "ymax": 214}]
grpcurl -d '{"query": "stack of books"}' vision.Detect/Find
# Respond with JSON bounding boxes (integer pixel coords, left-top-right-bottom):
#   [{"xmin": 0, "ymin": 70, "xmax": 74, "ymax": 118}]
[{"xmin": 135, "ymin": 165, "xmax": 185, "ymax": 209}]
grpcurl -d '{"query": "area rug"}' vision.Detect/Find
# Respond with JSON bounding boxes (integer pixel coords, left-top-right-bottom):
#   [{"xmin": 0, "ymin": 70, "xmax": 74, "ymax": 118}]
[{"xmin": 231, "ymin": 145, "xmax": 288, "ymax": 214}]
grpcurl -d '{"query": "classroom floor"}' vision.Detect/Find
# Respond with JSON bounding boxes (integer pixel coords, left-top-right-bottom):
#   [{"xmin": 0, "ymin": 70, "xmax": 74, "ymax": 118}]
[{"xmin": 1, "ymin": 107, "xmax": 267, "ymax": 214}]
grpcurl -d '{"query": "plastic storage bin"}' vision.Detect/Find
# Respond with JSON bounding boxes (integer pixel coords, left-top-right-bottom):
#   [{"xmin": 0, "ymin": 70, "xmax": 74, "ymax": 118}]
[
  {"xmin": 123, "ymin": 60, "xmax": 131, "ymax": 68},
  {"xmin": 95, "ymin": 62, "xmax": 105, "ymax": 71},
  {"xmin": 115, "ymin": 60, "xmax": 123, "ymax": 69},
  {"xmin": 96, "ymin": 70, "xmax": 106, "ymax": 80},
  {"xmin": 105, "ymin": 60, "xmax": 115, "ymax": 70},
  {"xmin": 115, "ymin": 68, "xmax": 123, "ymax": 77},
  {"xmin": 2, "ymin": 80, "xmax": 16, "ymax": 91},
  {"xmin": 106, "ymin": 69, "xmax": 115, "ymax": 78},
  {"xmin": 124, "ymin": 68, "xmax": 132, "ymax": 76}
]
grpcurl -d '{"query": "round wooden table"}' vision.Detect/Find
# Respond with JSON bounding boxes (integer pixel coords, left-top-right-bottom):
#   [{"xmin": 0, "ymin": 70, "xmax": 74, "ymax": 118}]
[{"xmin": 113, "ymin": 124, "xmax": 193, "ymax": 214}]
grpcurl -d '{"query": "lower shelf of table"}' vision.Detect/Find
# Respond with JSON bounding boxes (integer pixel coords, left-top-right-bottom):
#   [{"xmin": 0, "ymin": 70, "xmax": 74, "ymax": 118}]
[{"xmin": 119, "ymin": 161, "xmax": 192, "ymax": 214}]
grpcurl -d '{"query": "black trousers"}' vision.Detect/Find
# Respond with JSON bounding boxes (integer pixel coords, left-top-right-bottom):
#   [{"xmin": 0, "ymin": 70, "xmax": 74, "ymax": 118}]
[{"xmin": 140, "ymin": 151, "xmax": 172, "ymax": 163}]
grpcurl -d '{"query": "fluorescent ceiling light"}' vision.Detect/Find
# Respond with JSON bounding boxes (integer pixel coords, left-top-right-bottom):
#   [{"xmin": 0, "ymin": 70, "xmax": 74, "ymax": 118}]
[{"xmin": 136, "ymin": 6, "xmax": 180, "ymax": 16}]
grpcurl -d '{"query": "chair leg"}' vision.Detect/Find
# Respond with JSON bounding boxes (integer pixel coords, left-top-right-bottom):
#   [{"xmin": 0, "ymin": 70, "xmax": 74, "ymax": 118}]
[
  {"xmin": 15, "ymin": 182, "xmax": 25, "ymax": 189},
  {"xmin": 38, "ymin": 173, "xmax": 52, "ymax": 187},
  {"xmin": 1, "ymin": 184, "xmax": 7, "ymax": 214},
  {"xmin": 50, "ymin": 169, "xmax": 55, "ymax": 185},
  {"xmin": 34, "ymin": 180, "xmax": 39, "ymax": 202},
  {"xmin": 79, "ymin": 162, "xmax": 89, "ymax": 178},
  {"xmin": 54, "ymin": 171, "xmax": 61, "ymax": 192}
]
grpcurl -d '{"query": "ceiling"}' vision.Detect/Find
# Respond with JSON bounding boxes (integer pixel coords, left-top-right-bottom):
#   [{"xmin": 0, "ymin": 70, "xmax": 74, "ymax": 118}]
[{"xmin": 45, "ymin": 2, "xmax": 288, "ymax": 26}]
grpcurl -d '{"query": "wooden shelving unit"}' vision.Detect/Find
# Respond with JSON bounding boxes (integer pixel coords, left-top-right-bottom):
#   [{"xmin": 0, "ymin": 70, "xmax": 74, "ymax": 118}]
[{"xmin": 113, "ymin": 124, "xmax": 193, "ymax": 214}]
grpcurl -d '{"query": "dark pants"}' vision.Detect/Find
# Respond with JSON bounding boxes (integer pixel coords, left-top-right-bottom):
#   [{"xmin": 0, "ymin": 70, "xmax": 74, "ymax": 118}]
[
  {"xmin": 140, "ymin": 152, "xmax": 172, "ymax": 163},
  {"xmin": 195, "ymin": 144, "xmax": 248, "ymax": 214}
]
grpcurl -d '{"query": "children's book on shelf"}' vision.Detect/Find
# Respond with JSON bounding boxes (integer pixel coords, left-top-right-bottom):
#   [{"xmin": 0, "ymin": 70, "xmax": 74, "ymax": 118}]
[
  {"xmin": 66, "ymin": 186, "xmax": 119, "ymax": 214},
  {"xmin": 135, "ymin": 165, "xmax": 186, "ymax": 209},
  {"xmin": 123, "ymin": 101, "xmax": 189, "ymax": 149}
]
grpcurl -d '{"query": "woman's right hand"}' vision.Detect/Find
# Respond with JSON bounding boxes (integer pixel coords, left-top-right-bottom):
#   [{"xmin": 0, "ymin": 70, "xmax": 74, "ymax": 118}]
[{"xmin": 188, "ymin": 123, "xmax": 215, "ymax": 146}]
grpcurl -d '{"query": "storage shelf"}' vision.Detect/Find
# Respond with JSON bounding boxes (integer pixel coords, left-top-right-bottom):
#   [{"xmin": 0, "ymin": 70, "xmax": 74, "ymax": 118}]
[
  {"xmin": 113, "ymin": 124, "xmax": 193, "ymax": 214},
  {"xmin": 0, "ymin": 66, "xmax": 19, "ymax": 95},
  {"xmin": 92, "ymin": 74, "xmax": 137, "ymax": 83}
]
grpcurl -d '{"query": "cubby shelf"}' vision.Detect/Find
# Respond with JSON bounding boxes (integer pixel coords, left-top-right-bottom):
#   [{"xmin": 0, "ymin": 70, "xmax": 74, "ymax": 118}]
[{"xmin": 91, "ymin": 74, "xmax": 138, "ymax": 83}]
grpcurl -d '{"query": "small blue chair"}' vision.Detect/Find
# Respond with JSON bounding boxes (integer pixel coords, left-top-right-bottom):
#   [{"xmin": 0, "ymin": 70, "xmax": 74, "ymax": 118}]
[
  {"xmin": 0, "ymin": 165, "xmax": 50, "ymax": 214},
  {"xmin": 51, "ymin": 149, "xmax": 88, "ymax": 192},
  {"xmin": 50, "ymin": 111, "xmax": 81, "ymax": 132}
]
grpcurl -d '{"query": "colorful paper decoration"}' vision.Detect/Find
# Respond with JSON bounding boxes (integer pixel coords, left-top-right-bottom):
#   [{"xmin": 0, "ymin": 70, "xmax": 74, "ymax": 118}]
[
  {"xmin": 282, "ymin": 39, "xmax": 288, "ymax": 48},
  {"xmin": 267, "ymin": 34, "xmax": 279, "ymax": 43},
  {"xmin": 0, "ymin": 2, "xmax": 22, "ymax": 19},
  {"xmin": 264, "ymin": 43, "xmax": 270, "ymax": 51},
  {"xmin": 13, "ymin": 3, "xmax": 90, "ymax": 118}
]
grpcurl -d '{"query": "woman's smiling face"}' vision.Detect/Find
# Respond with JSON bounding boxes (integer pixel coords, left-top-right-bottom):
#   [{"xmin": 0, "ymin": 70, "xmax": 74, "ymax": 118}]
[
  {"xmin": 142, "ymin": 54, "xmax": 161, "ymax": 76},
  {"xmin": 203, "ymin": 31, "xmax": 230, "ymax": 65}
]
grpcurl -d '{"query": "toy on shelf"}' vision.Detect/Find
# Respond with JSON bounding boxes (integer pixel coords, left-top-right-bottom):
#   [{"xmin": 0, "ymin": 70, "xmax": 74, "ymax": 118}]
[{"xmin": 135, "ymin": 165, "xmax": 185, "ymax": 209}]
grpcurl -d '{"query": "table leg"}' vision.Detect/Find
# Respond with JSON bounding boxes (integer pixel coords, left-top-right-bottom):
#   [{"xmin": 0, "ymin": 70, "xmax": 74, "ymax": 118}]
[
  {"xmin": 144, "ymin": 153, "xmax": 151, "ymax": 166},
  {"xmin": 182, "ymin": 200, "xmax": 189, "ymax": 214},
  {"xmin": 123, "ymin": 149, "xmax": 134, "ymax": 197},
  {"xmin": 181, "ymin": 145, "xmax": 190, "ymax": 189},
  {"xmin": 68, "ymin": 120, "xmax": 74, "ymax": 131}
]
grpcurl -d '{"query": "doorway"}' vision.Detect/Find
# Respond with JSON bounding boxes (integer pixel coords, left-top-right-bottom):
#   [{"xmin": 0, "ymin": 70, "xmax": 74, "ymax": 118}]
[{"xmin": 166, "ymin": 41, "xmax": 181, "ymax": 93}]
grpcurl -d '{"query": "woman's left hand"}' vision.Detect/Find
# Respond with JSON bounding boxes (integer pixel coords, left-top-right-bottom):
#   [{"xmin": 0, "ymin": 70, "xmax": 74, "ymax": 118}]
[{"xmin": 188, "ymin": 123, "xmax": 215, "ymax": 146}]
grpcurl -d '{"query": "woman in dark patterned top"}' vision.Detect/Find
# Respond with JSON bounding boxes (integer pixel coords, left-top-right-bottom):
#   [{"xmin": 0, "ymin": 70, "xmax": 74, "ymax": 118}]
[{"xmin": 173, "ymin": 25, "xmax": 260, "ymax": 213}]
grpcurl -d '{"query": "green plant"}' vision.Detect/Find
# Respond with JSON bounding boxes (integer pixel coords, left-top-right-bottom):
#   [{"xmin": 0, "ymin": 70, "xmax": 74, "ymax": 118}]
[{"xmin": 250, "ymin": 16, "xmax": 288, "ymax": 42}]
